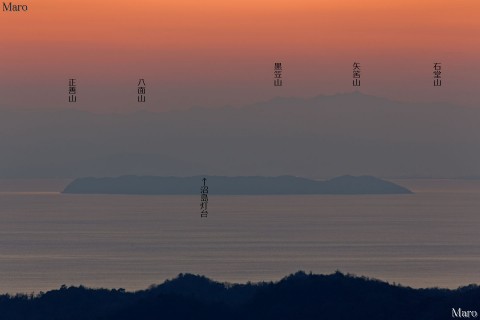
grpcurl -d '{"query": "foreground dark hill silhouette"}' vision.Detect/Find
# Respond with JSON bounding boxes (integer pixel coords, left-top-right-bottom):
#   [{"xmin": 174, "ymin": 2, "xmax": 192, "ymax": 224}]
[
  {"xmin": 62, "ymin": 175, "xmax": 412, "ymax": 195},
  {"xmin": 1, "ymin": 272, "xmax": 478, "ymax": 320}
]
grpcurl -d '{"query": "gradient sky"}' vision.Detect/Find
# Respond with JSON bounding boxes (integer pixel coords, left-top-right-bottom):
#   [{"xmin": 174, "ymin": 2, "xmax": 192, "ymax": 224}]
[{"xmin": 1, "ymin": 0, "xmax": 479, "ymax": 111}]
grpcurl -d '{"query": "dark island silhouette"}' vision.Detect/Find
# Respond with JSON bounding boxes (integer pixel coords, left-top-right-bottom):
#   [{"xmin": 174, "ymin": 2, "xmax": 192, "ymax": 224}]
[
  {"xmin": 1, "ymin": 271, "xmax": 478, "ymax": 320},
  {"xmin": 62, "ymin": 175, "xmax": 412, "ymax": 195}
]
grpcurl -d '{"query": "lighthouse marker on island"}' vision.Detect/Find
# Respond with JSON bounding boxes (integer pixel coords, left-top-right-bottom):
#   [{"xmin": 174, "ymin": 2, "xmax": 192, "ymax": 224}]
[{"xmin": 200, "ymin": 178, "xmax": 209, "ymax": 218}]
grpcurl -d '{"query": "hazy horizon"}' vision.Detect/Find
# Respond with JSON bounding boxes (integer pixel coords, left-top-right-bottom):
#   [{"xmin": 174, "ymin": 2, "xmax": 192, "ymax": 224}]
[{"xmin": 1, "ymin": 92, "xmax": 478, "ymax": 180}]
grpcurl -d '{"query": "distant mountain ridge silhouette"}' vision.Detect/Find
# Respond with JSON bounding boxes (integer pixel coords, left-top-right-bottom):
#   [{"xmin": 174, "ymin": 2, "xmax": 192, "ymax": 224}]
[
  {"xmin": 62, "ymin": 175, "xmax": 412, "ymax": 195},
  {"xmin": 1, "ymin": 92, "xmax": 479, "ymax": 178}
]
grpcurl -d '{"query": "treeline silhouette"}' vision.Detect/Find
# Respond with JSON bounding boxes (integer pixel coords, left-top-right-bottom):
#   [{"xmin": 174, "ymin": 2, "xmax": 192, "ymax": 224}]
[{"xmin": 1, "ymin": 271, "xmax": 479, "ymax": 320}]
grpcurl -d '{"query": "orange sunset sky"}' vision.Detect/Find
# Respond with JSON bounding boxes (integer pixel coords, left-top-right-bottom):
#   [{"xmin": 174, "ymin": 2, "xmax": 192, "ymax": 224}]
[{"xmin": 1, "ymin": 0, "xmax": 479, "ymax": 111}]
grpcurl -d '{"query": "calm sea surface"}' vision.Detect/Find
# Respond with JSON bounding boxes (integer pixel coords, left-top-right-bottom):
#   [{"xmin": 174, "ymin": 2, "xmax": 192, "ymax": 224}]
[{"xmin": 1, "ymin": 179, "xmax": 480, "ymax": 293}]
